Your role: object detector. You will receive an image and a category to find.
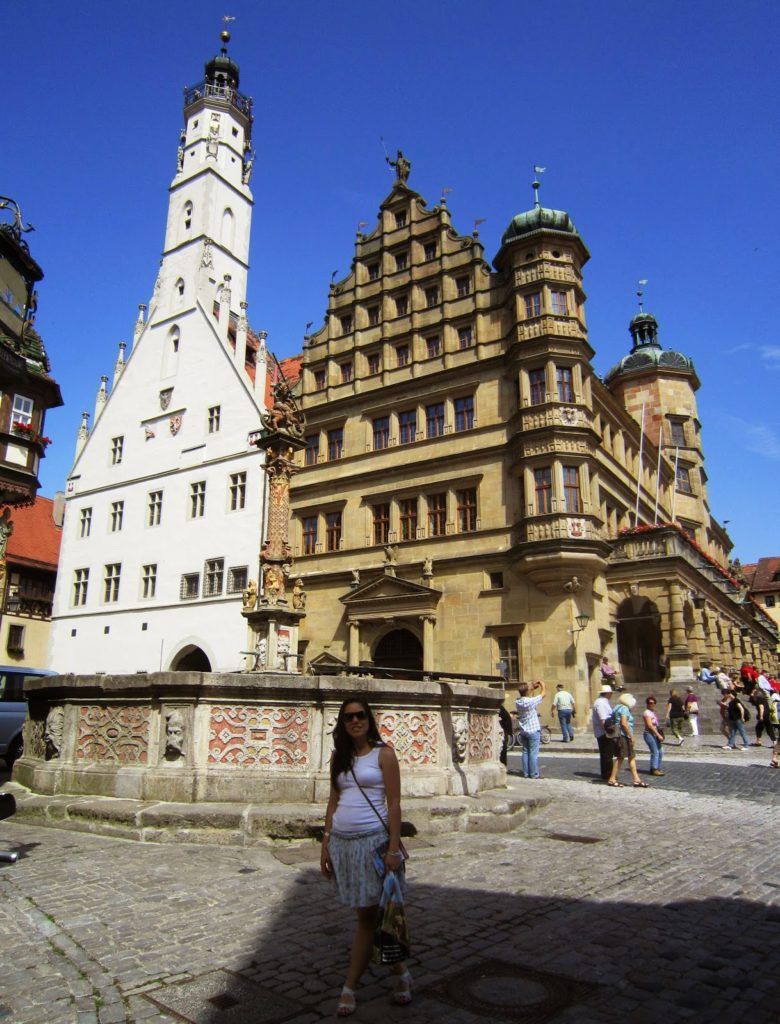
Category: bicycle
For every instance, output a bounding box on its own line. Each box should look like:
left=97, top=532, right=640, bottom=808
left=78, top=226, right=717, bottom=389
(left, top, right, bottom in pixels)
left=507, top=724, right=552, bottom=750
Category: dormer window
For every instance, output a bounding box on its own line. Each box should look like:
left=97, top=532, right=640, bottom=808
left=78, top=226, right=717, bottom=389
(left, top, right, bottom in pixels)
left=394, top=210, right=407, bottom=228
left=367, top=262, right=380, bottom=281
left=339, top=315, right=353, bottom=335
left=424, top=241, right=438, bottom=261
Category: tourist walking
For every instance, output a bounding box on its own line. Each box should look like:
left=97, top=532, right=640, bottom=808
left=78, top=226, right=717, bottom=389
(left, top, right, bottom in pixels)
left=320, top=697, right=411, bottom=1015
left=642, top=696, right=665, bottom=775
left=723, top=691, right=750, bottom=750
left=592, top=684, right=615, bottom=780
left=551, top=684, right=576, bottom=742
left=515, top=680, right=546, bottom=779
left=498, top=704, right=513, bottom=766
left=683, top=686, right=700, bottom=737
left=750, top=688, right=775, bottom=747
left=666, top=689, right=687, bottom=745
left=607, top=694, right=648, bottom=788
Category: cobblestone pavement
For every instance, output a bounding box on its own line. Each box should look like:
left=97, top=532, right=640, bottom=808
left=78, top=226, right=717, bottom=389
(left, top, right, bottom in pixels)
left=1, top=764, right=778, bottom=1024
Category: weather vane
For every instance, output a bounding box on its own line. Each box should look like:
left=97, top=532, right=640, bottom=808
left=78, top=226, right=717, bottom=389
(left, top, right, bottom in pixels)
left=637, top=279, right=649, bottom=312
left=221, top=14, right=235, bottom=44
left=532, top=166, right=546, bottom=208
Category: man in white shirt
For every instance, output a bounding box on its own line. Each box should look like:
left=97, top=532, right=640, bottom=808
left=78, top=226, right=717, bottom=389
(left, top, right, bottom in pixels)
left=551, top=684, right=576, bottom=742
left=592, top=685, right=615, bottom=780
left=757, top=670, right=771, bottom=693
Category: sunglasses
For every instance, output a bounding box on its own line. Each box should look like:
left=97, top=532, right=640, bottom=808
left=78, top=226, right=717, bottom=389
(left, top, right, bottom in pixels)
left=343, top=710, right=367, bottom=722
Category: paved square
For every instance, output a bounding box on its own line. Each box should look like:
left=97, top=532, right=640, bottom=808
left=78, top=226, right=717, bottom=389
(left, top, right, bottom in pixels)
left=145, top=970, right=301, bottom=1023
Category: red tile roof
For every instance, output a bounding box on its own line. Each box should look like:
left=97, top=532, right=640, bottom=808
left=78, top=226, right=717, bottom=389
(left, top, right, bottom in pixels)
left=264, top=353, right=303, bottom=408
left=6, top=496, right=62, bottom=570
left=747, top=557, right=780, bottom=592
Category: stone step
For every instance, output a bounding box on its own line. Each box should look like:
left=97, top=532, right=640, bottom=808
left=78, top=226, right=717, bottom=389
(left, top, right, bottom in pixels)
left=1, top=782, right=549, bottom=847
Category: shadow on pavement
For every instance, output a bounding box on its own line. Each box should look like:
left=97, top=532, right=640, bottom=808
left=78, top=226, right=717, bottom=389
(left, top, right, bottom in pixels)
left=154, top=865, right=780, bottom=1024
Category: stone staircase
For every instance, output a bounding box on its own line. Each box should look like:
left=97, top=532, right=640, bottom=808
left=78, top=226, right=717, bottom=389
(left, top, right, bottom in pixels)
left=613, top=678, right=723, bottom=735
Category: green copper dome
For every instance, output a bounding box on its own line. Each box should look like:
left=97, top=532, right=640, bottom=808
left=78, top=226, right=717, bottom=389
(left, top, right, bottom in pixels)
left=604, top=312, right=696, bottom=384
left=501, top=206, right=578, bottom=245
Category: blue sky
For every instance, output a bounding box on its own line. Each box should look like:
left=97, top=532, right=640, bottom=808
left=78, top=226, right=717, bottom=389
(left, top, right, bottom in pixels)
left=6, top=0, right=779, bottom=561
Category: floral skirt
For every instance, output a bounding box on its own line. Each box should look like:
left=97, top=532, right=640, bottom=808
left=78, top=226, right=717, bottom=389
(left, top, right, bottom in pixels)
left=329, top=827, right=407, bottom=908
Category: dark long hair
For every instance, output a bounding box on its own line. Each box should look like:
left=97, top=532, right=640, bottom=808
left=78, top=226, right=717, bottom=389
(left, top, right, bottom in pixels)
left=330, top=696, right=382, bottom=788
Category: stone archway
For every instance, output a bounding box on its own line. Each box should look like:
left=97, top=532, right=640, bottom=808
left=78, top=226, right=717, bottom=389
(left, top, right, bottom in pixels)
left=616, top=596, right=663, bottom=684
left=373, top=629, right=423, bottom=673
left=170, top=645, right=212, bottom=672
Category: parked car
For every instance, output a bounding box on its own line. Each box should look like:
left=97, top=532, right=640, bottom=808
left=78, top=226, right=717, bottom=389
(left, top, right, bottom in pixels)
left=0, top=667, right=57, bottom=768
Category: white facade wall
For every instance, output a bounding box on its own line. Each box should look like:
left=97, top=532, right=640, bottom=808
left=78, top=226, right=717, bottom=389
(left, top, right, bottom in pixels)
left=50, top=59, right=267, bottom=675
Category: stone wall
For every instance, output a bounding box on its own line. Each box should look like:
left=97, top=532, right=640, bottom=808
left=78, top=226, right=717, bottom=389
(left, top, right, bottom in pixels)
left=15, top=671, right=505, bottom=803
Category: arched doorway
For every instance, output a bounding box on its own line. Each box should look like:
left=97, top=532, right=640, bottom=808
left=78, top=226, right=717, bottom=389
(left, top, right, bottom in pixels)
left=616, top=596, right=663, bottom=684
left=373, top=629, right=423, bottom=673
left=171, top=645, right=211, bottom=672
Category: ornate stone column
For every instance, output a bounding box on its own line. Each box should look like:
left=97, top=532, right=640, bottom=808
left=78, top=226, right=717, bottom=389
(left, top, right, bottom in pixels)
left=666, top=582, right=693, bottom=683
left=420, top=615, right=436, bottom=672
left=348, top=620, right=361, bottom=666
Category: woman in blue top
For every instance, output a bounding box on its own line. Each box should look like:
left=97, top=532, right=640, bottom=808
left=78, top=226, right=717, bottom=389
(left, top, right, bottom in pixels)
left=606, top=693, right=649, bottom=788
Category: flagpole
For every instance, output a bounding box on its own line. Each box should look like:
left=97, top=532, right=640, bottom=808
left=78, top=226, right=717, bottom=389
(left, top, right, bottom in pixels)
left=654, top=425, right=663, bottom=524
left=671, top=446, right=680, bottom=522
left=634, top=404, right=646, bottom=528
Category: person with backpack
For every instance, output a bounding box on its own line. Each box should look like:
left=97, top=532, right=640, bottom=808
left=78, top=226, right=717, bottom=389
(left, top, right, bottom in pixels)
left=606, top=693, right=648, bottom=788
left=666, top=689, right=688, bottom=745
left=751, top=688, right=776, bottom=747
left=724, top=691, right=751, bottom=749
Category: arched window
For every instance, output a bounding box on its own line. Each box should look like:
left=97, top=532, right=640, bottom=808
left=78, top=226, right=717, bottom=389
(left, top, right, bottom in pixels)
left=162, top=326, right=180, bottom=378
left=221, top=207, right=235, bottom=248
left=175, top=278, right=185, bottom=300
left=183, top=201, right=193, bottom=234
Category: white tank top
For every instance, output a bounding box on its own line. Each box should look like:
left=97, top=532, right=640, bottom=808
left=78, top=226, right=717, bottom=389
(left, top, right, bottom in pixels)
left=332, top=745, right=388, bottom=835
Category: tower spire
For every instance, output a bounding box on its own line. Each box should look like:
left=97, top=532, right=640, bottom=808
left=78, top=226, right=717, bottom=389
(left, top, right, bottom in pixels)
left=532, top=165, right=546, bottom=209
left=636, top=278, right=648, bottom=313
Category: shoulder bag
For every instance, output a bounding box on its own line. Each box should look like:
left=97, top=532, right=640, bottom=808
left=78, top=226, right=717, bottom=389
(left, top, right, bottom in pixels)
left=350, top=756, right=409, bottom=865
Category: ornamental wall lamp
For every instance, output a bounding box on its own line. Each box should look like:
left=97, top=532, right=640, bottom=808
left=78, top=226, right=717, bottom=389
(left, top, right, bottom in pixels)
left=569, top=613, right=590, bottom=634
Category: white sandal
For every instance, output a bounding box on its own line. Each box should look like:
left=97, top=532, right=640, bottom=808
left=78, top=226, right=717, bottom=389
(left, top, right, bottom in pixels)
left=393, top=969, right=412, bottom=1006
left=336, top=985, right=356, bottom=1017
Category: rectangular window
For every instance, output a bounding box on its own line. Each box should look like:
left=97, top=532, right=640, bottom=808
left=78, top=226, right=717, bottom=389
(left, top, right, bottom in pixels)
left=427, top=493, right=447, bottom=537
left=395, top=295, right=408, bottom=317
left=111, top=436, right=124, bottom=465
left=180, top=573, right=199, bottom=600
left=229, top=471, right=246, bottom=510
left=563, top=465, right=582, bottom=513
left=204, top=558, right=224, bottom=597
left=396, top=345, right=410, bottom=367
left=524, top=293, right=541, bottom=318
left=458, top=326, right=473, bottom=350
left=373, top=416, right=390, bottom=450
left=766, top=595, right=776, bottom=608
left=557, top=366, right=574, bottom=403
left=425, top=285, right=439, bottom=307
left=12, top=394, right=34, bottom=427
left=110, top=501, right=124, bottom=533
left=325, top=511, right=342, bottom=551
left=368, top=305, right=380, bottom=326
left=208, top=405, right=221, bottom=433
left=498, top=636, right=520, bottom=683
left=314, top=369, right=326, bottom=391
left=424, top=241, right=437, bottom=261
left=457, top=488, right=477, bottom=532
left=454, top=395, right=475, bottom=432
left=227, top=566, right=248, bottom=594
left=327, top=427, right=343, bottom=461
left=676, top=464, right=693, bottom=495
left=73, top=568, right=89, bottom=607
left=367, top=262, right=380, bottom=281
left=304, top=434, right=320, bottom=466
left=529, top=368, right=546, bottom=405
left=302, top=515, right=318, bottom=555
left=367, top=352, right=381, bottom=375
left=79, top=507, right=92, bottom=538
left=426, top=335, right=441, bottom=359
left=399, top=498, right=418, bottom=541
left=339, top=315, right=353, bottom=335
left=148, top=491, right=162, bottom=526
left=551, top=290, right=568, bottom=315
left=488, top=571, right=504, bottom=590
left=6, top=624, right=25, bottom=655
left=340, top=362, right=353, bottom=384
left=668, top=419, right=686, bottom=446
left=394, top=210, right=407, bottom=228
left=372, top=503, right=390, bottom=545
left=426, top=403, right=445, bottom=438
left=395, top=251, right=408, bottom=272
left=103, top=563, right=121, bottom=603
left=189, top=480, right=206, bottom=518
left=141, top=564, right=157, bottom=599
left=456, top=276, right=471, bottom=298
left=398, top=409, right=417, bottom=445
left=534, top=467, right=553, bottom=514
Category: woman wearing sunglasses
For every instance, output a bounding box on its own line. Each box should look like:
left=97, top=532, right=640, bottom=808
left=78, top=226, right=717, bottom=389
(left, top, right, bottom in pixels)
left=320, top=697, right=410, bottom=1016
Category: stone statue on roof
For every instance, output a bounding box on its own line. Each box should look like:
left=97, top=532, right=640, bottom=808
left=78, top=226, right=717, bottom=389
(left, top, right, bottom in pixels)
left=386, top=149, right=411, bottom=184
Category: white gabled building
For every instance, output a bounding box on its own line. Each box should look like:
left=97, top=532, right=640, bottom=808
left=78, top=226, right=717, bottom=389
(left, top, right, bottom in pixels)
left=50, top=35, right=270, bottom=674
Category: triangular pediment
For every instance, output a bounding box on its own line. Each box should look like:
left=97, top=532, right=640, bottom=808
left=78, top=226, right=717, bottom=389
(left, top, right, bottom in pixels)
left=341, top=572, right=441, bottom=620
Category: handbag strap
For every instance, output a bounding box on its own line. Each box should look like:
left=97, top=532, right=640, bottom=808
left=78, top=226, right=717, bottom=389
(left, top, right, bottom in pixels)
left=349, top=748, right=389, bottom=835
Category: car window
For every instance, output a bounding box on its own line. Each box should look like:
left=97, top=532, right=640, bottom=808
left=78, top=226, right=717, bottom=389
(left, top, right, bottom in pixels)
left=0, top=673, right=25, bottom=701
